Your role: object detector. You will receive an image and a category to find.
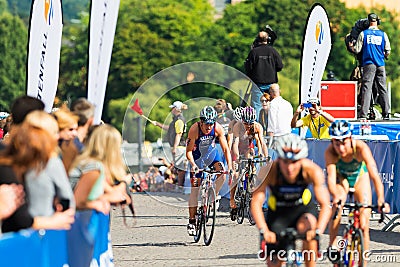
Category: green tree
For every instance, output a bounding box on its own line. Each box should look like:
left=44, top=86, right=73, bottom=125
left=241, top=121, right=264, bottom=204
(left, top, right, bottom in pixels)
left=0, top=12, right=27, bottom=110
left=57, top=12, right=90, bottom=103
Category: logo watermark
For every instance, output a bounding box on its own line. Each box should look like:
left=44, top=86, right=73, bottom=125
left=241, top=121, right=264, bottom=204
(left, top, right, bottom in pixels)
left=257, top=238, right=399, bottom=263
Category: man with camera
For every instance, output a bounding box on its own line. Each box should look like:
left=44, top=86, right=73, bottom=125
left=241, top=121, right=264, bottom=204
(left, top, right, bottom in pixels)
left=353, top=13, right=391, bottom=120
left=245, top=26, right=283, bottom=119
left=291, top=97, right=335, bottom=139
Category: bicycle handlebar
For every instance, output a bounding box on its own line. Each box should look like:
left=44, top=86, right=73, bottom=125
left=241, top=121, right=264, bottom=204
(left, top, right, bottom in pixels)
left=197, top=168, right=229, bottom=175
left=332, top=200, right=385, bottom=223
left=239, top=156, right=270, bottom=164
left=260, top=228, right=320, bottom=261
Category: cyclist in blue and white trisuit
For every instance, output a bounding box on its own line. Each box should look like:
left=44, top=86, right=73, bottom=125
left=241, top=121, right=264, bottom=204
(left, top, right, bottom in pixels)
left=325, top=120, right=390, bottom=254
left=186, top=106, right=233, bottom=236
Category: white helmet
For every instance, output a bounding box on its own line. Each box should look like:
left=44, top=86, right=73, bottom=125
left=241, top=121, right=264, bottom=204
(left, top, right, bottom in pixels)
left=242, top=106, right=256, bottom=123
left=307, top=97, right=320, bottom=106
left=275, top=134, right=308, bottom=160
left=233, top=106, right=243, bottom=121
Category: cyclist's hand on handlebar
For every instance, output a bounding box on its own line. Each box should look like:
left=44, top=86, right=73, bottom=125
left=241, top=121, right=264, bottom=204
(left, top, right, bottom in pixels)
left=263, top=230, right=277, bottom=244
left=332, top=196, right=342, bottom=208
left=191, top=165, right=199, bottom=174
left=379, top=202, right=390, bottom=214
left=233, top=161, right=239, bottom=172
left=306, top=229, right=319, bottom=241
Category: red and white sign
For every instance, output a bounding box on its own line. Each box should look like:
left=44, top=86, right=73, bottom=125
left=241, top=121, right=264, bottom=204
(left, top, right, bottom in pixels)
left=320, top=81, right=357, bottom=119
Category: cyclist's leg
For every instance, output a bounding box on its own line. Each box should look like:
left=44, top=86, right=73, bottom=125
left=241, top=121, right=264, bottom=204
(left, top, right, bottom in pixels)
left=230, top=159, right=240, bottom=209
left=354, top=172, right=372, bottom=252
left=188, top=175, right=200, bottom=218
left=188, top=159, right=202, bottom=235
left=296, top=204, right=318, bottom=267
left=265, top=209, right=288, bottom=267
left=329, top=178, right=349, bottom=247
left=229, top=182, right=238, bottom=209
left=211, top=161, right=226, bottom=195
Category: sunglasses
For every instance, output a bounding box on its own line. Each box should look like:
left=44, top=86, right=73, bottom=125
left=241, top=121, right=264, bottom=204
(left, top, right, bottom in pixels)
left=201, top=120, right=214, bottom=125
left=261, top=99, right=268, bottom=103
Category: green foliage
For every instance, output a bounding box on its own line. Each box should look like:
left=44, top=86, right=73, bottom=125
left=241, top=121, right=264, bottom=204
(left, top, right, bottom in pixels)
left=57, top=12, right=90, bottom=102
left=0, top=12, right=27, bottom=111
left=0, top=0, right=8, bottom=14
left=2, top=0, right=400, bottom=137
left=7, top=0, right=89, bottom=23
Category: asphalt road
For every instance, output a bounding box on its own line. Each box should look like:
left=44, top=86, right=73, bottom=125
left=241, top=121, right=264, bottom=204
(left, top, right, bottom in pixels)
left=110, top=191, right=400, bottom=266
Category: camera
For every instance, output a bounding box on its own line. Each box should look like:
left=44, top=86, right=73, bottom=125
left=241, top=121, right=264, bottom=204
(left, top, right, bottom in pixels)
left=303, top=103, right=312, bottom=108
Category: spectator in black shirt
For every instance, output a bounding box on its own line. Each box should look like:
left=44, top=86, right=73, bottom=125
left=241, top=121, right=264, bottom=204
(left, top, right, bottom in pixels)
left=245, top=30, right=283, bottom=120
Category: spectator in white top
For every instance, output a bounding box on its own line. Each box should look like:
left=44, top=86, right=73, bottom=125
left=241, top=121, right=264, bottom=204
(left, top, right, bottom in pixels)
left=267, top=83, right=293, bottom=143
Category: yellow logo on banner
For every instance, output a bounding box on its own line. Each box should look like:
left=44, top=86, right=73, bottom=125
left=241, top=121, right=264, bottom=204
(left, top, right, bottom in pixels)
left=44, top=0, right=53, bottom=25
left=315, top=21, right=324, bottom=44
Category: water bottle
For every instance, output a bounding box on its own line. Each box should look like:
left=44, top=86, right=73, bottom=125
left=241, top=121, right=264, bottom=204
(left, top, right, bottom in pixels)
left=365, top=119, right=371, bottom=135
left=243, top=173, right=248, bottom=191
left=360, top=118, right=366, bottom=136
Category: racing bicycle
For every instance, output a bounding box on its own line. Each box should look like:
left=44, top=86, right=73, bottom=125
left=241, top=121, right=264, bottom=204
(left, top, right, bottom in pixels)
left=193, top=167, right=228, bottom=246
left=234, top=155, right=270, bottom=225
left=259, top=227, right=320, bottom=267
left=331, top=188, right=385, bottom=267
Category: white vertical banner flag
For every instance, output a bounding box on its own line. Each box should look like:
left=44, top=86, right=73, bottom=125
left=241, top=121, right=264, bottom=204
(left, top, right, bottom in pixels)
left=27, top=0, right=63, bottom=112
left=87, top=0, right=120, bottom=125
left=299, top=3, right=331, bottom=105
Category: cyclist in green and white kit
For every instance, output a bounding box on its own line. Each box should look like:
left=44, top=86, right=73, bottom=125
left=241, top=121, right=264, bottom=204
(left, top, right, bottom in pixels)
left=325, top=120, right=390, bottom=253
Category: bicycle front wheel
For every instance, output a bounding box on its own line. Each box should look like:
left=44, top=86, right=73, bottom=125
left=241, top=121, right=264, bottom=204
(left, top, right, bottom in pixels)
left=247, top=196, right=256, bottom=225
left=203, top=187, right=216, bottom=246
left=193, top=208, right=203, bottom=243
left=237, top=188, right=246, bottom=224
left=348, top=228, right=364, bottom=267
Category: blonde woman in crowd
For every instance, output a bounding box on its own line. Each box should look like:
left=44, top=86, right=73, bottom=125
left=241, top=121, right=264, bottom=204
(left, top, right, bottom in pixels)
left=53, top=108, right=79, bottom=172
left=0, top=123, right=74, bottom=233
left=23, top=111, right=75, bottom=217
left=69, top=124, right=131, bottom=214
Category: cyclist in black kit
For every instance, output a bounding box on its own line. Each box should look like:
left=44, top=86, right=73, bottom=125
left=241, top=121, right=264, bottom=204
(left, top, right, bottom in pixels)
left=251, top=134, right=331, bottom=267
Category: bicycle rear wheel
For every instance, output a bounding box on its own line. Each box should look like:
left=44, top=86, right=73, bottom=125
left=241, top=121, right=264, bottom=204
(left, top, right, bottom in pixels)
left=247, top=197, right=256, bottom=225
left=193, top=208, right=203, bottom=243
left=348, top=228, right=364, bottom=267
left=203, top=187, right=216, bottom=246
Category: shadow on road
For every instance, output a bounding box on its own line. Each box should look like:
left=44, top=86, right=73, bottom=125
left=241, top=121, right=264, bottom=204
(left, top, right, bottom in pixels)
left=219, top=253, right=257, bottom=260
left=369, top=228, right=400, bottom=247
left=113, top=241, right=191, bottom=247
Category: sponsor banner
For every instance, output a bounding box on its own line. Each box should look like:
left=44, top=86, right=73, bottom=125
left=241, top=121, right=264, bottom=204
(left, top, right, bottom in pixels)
left=300, top=3, right=331, bottom=104
left=87, top=0, right=120, bottom=125
left=27, top=0, right=63, bottom=112
left=0, top=211, right=112, bottom=267
left=0, top=229, right=68, bottom=267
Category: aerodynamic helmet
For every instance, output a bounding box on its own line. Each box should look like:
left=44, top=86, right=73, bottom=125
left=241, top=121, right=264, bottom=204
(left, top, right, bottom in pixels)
left=307, top=97, right=320, bottom=106
left=329, top=120, right=353, bottom=139
left=242, top=106, right=256, bottom=124
left=200, top=106, right=217, bottom=124
left=275, top=134, right=308, bottom=161
left=233, top=106, right=243, bottom=121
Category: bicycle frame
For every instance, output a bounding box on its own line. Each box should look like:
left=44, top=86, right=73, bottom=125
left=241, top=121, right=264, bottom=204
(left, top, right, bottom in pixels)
left=332, top=188, right=384, bottom=266
left=260, top=227, right=319, bottom=267
left=235, top=155, right=270, bottom=225
left=194, top=168, right=228, bottom=246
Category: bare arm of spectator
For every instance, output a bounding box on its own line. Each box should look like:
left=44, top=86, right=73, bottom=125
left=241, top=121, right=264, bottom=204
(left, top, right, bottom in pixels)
left=0, top=184, right=24, bottom=220
left=291, top=104, right=305, bottom=128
